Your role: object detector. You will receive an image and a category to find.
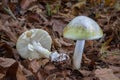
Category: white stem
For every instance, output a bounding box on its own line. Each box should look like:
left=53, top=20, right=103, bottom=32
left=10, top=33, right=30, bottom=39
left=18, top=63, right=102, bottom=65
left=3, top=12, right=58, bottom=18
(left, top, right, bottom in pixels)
left=32, top=41, right=69, bottom=61
left=35, top=46, right=51, bottom=58
left=73, top=40, right=85, bottom=69
left=32, top=41, right=51, bottom=58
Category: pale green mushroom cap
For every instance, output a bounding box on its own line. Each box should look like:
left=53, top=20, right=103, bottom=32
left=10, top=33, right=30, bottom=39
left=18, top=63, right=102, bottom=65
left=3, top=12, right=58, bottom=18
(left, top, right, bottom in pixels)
left=63, top=16, right=103, bottom=40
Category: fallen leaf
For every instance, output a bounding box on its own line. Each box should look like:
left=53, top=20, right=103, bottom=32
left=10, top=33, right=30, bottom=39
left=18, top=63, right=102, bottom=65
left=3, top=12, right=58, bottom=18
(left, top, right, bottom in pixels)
left=0, top=13, right=11, bottom=20
left=79, top=70, right=91, bottom=77
left=114, top=0, right=120, bottom=10
left=109, top=66, right=120, bottom=78
left=28, top=5, right=43, bottom=12
left=83, top=77, right=95, bottom=80
left=82, top=54, right=92, bottom=65
left=22, top=68, right=33, bottom=78
left=104, top=0, right=116, bottom=7
left=0, top=57, right=16, bottom=68
left=46, top=69, right=72, bottom=80
left=28, top=59, right=43, bottom=80
left=0, top=73, right=4, bottom=79
left=0, top=57, right=16, bottom=79
left=102, top=49, right=120, bottom=65
left=51, top=19, right=66, bottom=36
left=95, top=68, right=119, bottom=80
left=46, top=73, right=56, bottom=80
left=71, top=70, right=83, bottom=79
left=100, top=37, right=113, bottom=54
left=53, top=38, right=73, bottom=49
left=59, top=38, right=73, bottom=47
left=29, top=59, right=40, bottom=73
left=20, top=0, right=37, bottom=10
left=40, top=59, right=50, bottom=67
left=27, top=5, right=48, bottom=22
left=71, top=1, right=86, bottom=16
left=25, top=12, right=41, bottom=23
left=86, top=40, right=94, bottom=47
left=53, top=38, right=62, bottom=48
left=44, top=62, right=56, bottom=74
left=0, top=25, right=17, bottom=43
left=5, top=62, right=27, bottom=80
left=0, top=42, right=19, bottom=59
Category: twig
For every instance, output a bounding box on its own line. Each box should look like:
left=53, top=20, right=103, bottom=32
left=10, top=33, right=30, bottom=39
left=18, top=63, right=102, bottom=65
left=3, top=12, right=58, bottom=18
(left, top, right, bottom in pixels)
left=3, top=6, right=17, bottom=20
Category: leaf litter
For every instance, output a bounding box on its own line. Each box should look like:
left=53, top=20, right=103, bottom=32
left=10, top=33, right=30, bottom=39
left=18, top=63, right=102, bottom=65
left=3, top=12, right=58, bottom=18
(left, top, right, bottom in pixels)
left=0, top=0, right=120, bottom=80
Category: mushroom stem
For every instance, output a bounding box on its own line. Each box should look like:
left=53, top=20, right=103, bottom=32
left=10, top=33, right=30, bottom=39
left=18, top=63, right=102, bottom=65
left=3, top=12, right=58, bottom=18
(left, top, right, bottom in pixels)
left=32, top=41, right=69, bottom=61
left=73, top=40, right=85, bottom=69
left=32, top=41, right=51, bottom=58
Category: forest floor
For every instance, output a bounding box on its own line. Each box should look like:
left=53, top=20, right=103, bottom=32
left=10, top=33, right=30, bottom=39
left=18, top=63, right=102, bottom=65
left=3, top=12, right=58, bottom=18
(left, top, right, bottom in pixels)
left=0, top=0, right=120, bottom=80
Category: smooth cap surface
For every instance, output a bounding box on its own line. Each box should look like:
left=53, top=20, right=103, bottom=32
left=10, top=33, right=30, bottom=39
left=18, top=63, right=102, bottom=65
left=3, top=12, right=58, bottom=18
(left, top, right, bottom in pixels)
left=63, top=16, right=103, bottom=40
left=16, top=29, right=52, bottom=59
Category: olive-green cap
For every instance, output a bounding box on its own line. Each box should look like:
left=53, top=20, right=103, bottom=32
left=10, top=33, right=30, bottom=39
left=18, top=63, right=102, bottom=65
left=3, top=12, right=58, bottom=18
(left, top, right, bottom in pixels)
left=63, top=16, right=103, bottom=40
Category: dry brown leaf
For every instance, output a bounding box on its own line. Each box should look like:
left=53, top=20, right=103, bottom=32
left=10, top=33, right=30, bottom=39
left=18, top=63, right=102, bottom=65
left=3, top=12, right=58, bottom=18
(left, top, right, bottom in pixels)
left=26, top=12, right=41, bottom=23
left=51, top=19, right=66, bottom=36
left=0, top=73, right=5, bottom=79
left=79, top=70, right=91, bottom=77
left=53, top=38, right=73, bottom=50
left=88, top=0, right=116, bottom=7
left=5, top=62, right=27, bottom=80
left=44, top=63, right=56, bottom=77
left=109, top=66, right=120, bottom=78
left=104, top=0, right=116, bottom=7
left=0, top=13, right=11, bottom=21
left=0, top=42, right=19, bottom=58
left=20, top=0, right=37, bottom=10
left=59, top=38, right=73, bottom=47
left=46, top=69, right=72, bottom=80
left=86, top=40, right=94, bottom=47
left=100, top=37, right=113, bottom=54
left=114, top=0, right=120, bottom=10
left=28, top=59, right=43, bottom=80
left=27, top=5, right=49, bottom=22
left=58, top=12, right=74, bottom=19
left=22, top=68, right=33, bottom=77
left=0, top=58, right=26, bottom=80
left=0, top=57, right=16, bottom=68
left=53, top=38, right=62, bottom=48
left=38, top=0, right=58, bottom=4
left=71, top=1, right=86, bottom=16
left=40, top=59, right=49, bottom=67
left=1, top=0, right=8, bottom=7
left=0, top=24, right=17, bottom=43
left=46, top=73, right=56, bottom=80
left=16, top=64, right=27, bottom=80
left=0, top=0, right=120, bottom=80
left=102, top=49, right=120, bottom=65
left=88, top=0, right=100, bottom=5
left=28, top=5, right=42, bottom=12
left=95, top=68, right=119, bottom=80
left=29, top=59, right=40, bottom=73
left=0, top=57, right=16, bottom=79
left=83, top=76, right=98, bottom=80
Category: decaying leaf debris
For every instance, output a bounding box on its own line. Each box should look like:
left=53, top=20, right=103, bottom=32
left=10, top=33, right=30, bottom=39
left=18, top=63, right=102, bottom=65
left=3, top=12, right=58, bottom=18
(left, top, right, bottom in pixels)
left=0, top=0, right=120, bottom=80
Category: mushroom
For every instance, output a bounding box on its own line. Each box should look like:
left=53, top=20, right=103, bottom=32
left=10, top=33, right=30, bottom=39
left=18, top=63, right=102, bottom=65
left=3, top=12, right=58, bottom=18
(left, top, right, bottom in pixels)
left=16, top=29, right=69, bottom=61
left=63, top=16, right=103, bottom=69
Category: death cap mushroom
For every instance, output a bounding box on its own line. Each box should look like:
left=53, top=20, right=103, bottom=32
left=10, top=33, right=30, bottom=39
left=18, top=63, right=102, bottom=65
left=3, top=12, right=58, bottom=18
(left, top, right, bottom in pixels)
left=63, top=16, right=103, bottom=40
left=16, top=29, right=52, bottom=59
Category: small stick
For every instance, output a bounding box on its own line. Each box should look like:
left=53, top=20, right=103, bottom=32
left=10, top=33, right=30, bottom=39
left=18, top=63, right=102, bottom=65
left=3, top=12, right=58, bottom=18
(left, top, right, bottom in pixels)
left=3, top=6, right=17, bottom=20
